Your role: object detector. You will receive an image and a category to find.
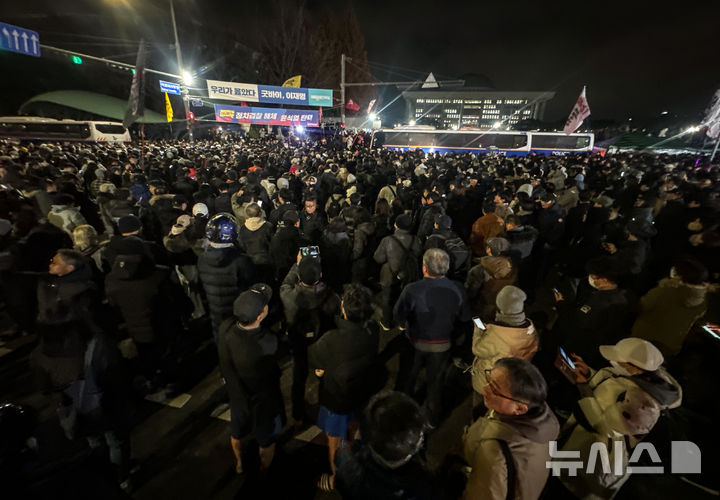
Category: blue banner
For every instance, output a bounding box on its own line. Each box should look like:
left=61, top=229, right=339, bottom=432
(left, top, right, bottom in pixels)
left=207, top=79, right=333, bottom=107
left=214, top=104, right=319, bottom=126
left=159, top=80, right=182, bottom=95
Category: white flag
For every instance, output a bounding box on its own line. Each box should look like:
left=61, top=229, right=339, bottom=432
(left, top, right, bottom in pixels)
left=702, top=89, right=720, bottom=139
left=367, top=99, right=376, bottom=114
left=422, top=72, right=439, bottom=89
left=563, top=86, right=591, bottom=135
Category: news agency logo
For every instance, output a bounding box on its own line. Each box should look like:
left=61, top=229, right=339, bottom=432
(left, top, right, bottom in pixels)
left=546, top=441, right=701, bottom=476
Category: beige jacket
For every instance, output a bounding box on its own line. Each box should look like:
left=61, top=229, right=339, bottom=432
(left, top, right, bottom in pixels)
left=471, top=321, right=539, bottom=394
left=463, top=405, right=559, bottom=500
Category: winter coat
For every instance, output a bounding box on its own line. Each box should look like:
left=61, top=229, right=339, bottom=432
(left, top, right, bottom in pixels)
left=376, top=184, right=398, bottom=207
left=470, top=213, right=505, bottom=255
left=299, top=210, right=327, bottom=244
left=417, top=204, right=445, bottom=242
left=308, top=317, right=381, bottom=413
left=632, top=278, right=709, bottom=356
left=373, top=229, right=422, bottom=287
left=279, top=264, right=340, bottom=338
left=197, top=246, right=255, bottom=327
left=505, top=225, right=539, bottom=261
left=471, top=321, right=539, bottom=394
left=217, top=321, right=284, bottom=428
left=559, top=366, right=682, bottom=500
left=105, top=257, right=172, bottom=344
left=463, top=403, right=560, bottom=500
left=268, top=202, right=296, bottom=228
left=393, top=276, right=470, bottom=352
left=552, top=287, right=637, bottom=368
left=556, top=187, right=580, bottom=211
left=270, top=225, right=305, bottom=280
left=537, top=204, right=566, bottom=248
left=33, top=263, right=97, bottom=388
left=47, top=204, right=87, bottom=237
left=466, top=256, right=517, bottom=318
left=239, top=217, right=273, bottom=265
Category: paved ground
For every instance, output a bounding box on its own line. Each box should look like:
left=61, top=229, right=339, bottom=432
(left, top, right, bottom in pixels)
left=3, top=318, right=719, bottom=499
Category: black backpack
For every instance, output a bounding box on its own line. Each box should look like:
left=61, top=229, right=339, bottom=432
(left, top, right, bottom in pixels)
left=326, top=197, right=344, bottom=219
left=429, top=233, right=470, bottom=275
left=391, top=235, right=421, bottom=287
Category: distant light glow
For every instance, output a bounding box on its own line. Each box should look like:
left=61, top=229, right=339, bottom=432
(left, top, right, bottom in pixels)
left=71, top=55, right=83, bottom=64
left=661, top=111, right=668, bottom=115
left=409, top=120, right=416, bottom=126
left=686, top=126, right=700, bottom=133
left=493, top=121, right=502, bottom=129
left=295, top=125, right=304, bottom=134
left=182, top=71, right=193, bottom=85
left=369, top=113, right=377, bottom=120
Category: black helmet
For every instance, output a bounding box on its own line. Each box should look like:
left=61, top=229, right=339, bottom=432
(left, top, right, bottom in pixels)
left=205, top=213, right=238, bottom=244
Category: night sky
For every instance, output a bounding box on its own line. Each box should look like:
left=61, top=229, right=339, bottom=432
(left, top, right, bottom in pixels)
left=2, top=0, right=719, bottom=124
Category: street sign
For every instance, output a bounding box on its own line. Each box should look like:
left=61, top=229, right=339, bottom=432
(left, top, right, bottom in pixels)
left=159, top=80, right=182, bottom=95
left=0, top=21, right=40, bottom=57
left=191, top=99, right=203, bottom=107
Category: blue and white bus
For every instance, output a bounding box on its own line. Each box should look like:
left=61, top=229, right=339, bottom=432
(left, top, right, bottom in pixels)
left=371, top=128, right=594, bottom=156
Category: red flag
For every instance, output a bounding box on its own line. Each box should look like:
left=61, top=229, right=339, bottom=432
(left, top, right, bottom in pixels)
left=345, top=99, right=360, bottom=111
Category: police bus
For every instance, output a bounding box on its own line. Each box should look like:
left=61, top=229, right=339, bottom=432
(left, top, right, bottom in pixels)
left=0, top=117, right=131, bottom=143
left=371, top=127, right=594, bottom=156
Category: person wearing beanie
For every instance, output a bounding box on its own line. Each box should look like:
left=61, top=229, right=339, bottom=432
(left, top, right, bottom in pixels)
left=373, top=212, right=422, bottom=328
left=557, top=337, right=681, bottom=499
left=465, top=237, right=516, bottom=318
left=469, top=285, right=539, bottom=417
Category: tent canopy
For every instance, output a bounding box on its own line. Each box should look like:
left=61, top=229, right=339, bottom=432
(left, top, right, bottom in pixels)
left=19, top=90, right=174, bottom=124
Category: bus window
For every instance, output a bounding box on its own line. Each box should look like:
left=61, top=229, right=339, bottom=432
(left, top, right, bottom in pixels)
left=94, top=124, right=128, bottom=135
left=532, top=135, right=590, bottom=150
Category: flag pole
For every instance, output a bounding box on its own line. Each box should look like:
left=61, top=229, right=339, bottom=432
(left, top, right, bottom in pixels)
left=711, top=136, right=720, bottom=163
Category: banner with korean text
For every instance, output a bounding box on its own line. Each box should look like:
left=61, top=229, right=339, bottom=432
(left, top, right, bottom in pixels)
left=214, top=104, right=319, bottom=126
left=207, top=80, right=333, bottom=107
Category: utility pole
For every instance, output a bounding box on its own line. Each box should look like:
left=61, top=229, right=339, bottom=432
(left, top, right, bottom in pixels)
left=170, top=0, right=192, bottom=141
left=340, top=53, right=346, bottom=126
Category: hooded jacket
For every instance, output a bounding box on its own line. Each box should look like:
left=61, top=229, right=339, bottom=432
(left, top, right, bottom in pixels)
left=632, top=277, right=709, bottom=356
left=505, top=225, right=539, bottom=261
left=239, top=217, right=273, bottom=265
left=471, top=321, right=539, bottom=394
left=47, top=204, right=87, bottom=237
left=463, top=403, right=560, bottom=500
left=466, top=256, right=517, bottom=318
left=559, top=366, right=682, bottom=499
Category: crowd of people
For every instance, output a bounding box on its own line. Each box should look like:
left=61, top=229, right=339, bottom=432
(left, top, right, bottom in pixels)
left=0, top=131, right=718, bottom=499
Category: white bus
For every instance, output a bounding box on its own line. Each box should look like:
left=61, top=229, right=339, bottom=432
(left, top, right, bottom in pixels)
left=0, top=117, right=131, bottom=143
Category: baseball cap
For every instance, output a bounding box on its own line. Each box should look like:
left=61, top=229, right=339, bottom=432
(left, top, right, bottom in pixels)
left=233, top=283, right=273, bottom=325
left=599, top=338, right=664, bottom=371
left=434, top=214, right=452, bottom=229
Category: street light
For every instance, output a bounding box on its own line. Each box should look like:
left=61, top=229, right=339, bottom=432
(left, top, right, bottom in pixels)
left=409, top=120, right=416, bottom=126
left=182, top=70, right=193, bottom=85
left=369, top=112, right=377, bottom=120
left=493, top=121, right=502, bottom=129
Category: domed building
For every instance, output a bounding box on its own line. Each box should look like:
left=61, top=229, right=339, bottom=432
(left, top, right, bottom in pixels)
left=400, top=72, right=554, bottom=129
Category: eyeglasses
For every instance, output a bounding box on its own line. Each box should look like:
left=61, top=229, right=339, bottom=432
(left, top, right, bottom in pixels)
left=483, top=369, right=528, bottom=405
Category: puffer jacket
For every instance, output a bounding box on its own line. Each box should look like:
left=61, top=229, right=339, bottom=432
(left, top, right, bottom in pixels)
left=559, top=366, right=682, bottom=499
left=632, top=277, right=709, bottom=356
left=47, top=204, right=87, bottom=236
left=463, top=403, right=559, bottom=500
left=466, top=256, right=517, bottom=317
left=471, top=321, right=538, bottom=394
left=197, top=246, right=254, bottom=328
left=279, top=264, right=339, bottom=336
left=373, top=229, right=422, bottom=287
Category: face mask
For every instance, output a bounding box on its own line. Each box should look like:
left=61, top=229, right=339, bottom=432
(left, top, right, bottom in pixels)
left=610, top=360, right=633, bottom=376
left=588, top=275, right=599, bottom=289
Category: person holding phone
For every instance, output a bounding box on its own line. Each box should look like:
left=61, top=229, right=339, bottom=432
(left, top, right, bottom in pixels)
left=556, top=338, right=682, bottom=499
left=470, top=286, right=539, bottom=419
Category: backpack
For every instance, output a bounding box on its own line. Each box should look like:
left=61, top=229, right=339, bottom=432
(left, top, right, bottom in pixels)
left=429, top=233, right=470, bottom=275
left=327, top=196, right=344, bottom=219
left=391, top=235, right=421, bottom=287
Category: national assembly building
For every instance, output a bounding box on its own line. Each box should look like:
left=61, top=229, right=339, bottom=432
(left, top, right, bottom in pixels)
left=400, top=73, right=555, bottom=129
